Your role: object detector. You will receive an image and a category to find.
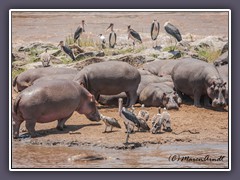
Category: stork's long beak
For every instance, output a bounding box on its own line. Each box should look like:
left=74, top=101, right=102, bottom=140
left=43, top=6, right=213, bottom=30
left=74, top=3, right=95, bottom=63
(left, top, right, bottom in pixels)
left=106, top=24, right=111, bottom=31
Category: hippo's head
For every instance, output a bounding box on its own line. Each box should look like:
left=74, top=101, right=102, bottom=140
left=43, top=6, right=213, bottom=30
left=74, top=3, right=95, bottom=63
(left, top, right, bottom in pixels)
left=162, top=92, right=181, bottom=110
left=207, top=81, right=227, bottom=107
left=83, top=94, right=101, bottom=122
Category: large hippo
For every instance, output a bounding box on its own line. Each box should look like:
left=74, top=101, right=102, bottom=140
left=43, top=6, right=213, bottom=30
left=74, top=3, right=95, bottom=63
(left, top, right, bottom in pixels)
left=216, top=64, right=228, bottom=104
left=13, top=67, right=78, bottom=92
left=98, top=73, right=173, bottom=106
left=33, top=74, right=75, bottom=85
left=12, top=79, right=101, bottom=138
left=172, top=59, right=226, bottom=107
left=139, top=83, right=182, bottom=109
left=142, top=59, right=182, bottom=76
left=73, top=61, right=141, bottom=107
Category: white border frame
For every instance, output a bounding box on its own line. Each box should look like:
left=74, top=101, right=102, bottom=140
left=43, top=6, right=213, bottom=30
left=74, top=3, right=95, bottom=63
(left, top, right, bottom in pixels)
left=9, top=9, right=231, bottom=171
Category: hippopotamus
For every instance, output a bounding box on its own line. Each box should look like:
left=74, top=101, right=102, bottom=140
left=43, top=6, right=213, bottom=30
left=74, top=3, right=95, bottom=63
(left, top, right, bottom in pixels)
left=12, top=79, right=101, bottom=138
left=33, top=74, right=75, bottom=85
left=142, top=59, right=182, bottom=76
left=172, top=58, right=226, bottom=107
left=73, top=61, right=141, bottom=107
left=98, top=73, right=173, bottom=106
left=138, top=68, right=152, bottom=75
left=216, top=64, right=228, bottom=104
left=139, top=83, right=182, bottom=109
left=13, top=67, right=78, bottom=92
left=213, top=51, right=228, bottom=67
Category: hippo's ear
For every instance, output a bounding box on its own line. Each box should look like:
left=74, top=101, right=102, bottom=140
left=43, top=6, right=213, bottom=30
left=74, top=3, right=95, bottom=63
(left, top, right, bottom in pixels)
left=87, top=94, right=94, bottom=102
left=80, top=82, right=85, bottom=87
left=223, top=82, right=227, bottom=87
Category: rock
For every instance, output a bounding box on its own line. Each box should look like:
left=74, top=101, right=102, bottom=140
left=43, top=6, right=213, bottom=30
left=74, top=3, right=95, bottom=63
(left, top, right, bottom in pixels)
left=73, top=57, right=105, bottom=70
left=48, top=49, right=62, bottom=57
left=221, top=42, right=229, bottom=55
left=75, top=51, right=105, bottom=61
left=156, top=51, right=181, bottom=60
left=12, top=60, right=27, bottom=68
left=22, top=62, right=43, bottom=70
left=191, top=36, right=227, bottom=52
left=68, top=154, right=106, bottom=162
left=12, top=52, right=27, bottom=62
left=95, top=51, right=105, bottom=57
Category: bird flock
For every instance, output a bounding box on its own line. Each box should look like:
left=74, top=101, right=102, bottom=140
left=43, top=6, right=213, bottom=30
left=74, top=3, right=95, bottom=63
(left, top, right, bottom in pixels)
left=55, top=19, right=182, bottom=63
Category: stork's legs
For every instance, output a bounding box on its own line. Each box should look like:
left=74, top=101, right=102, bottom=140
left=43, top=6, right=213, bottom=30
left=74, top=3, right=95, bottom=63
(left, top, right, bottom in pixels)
left=172, top=39, right=177, bottom=51
left=103, top=125, right=107, bottom=133
left=125, top=123, right=130, bottom=144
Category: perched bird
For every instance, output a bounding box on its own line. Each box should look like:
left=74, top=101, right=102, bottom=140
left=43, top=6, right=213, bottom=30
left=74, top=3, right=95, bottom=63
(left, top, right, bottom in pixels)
left=151, top=107, right=161, bottom=126
left=150, top=20, right=160, bottom=48
left=136, top=116, right=150, bottom=132
left=118, top=98, right=140, bottom=144
left=137, top=104, right=150, bottom=122
left=106, top=23, right=117, bottom=48
left=98, top=34, right=106, bottom=49
left=100, top=114, right=121, bottom=133
left=58, top=41, right=75, bottom=61
left=40, top=48, right=51, bottom=67
left=164, top=21, right=182, bottom=51
left=74, top=20, right=86, bottom=43
left=151, top=107, right=172, bottom=134
left=130, top=105, right=135, bottom=114
left=127, top=25, right=142, bottom=48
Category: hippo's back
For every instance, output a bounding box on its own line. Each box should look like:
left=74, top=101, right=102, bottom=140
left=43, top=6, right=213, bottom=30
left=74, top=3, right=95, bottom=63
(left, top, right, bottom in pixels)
left=14, top=79, right=86, bottom=123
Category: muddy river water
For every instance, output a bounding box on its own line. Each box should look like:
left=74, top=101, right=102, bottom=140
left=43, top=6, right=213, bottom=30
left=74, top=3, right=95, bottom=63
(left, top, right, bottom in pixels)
left=12, top=142, right=228, bottom=169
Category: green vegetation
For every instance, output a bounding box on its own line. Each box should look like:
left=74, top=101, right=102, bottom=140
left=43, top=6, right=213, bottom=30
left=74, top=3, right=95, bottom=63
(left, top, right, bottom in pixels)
left=65, top=34, right=95, bottom=47
left=197, top=48, right=221, bottom=63
left=162, top=46, right=179, bottom=52
left=12, top=68, right=26, bottom=79
left=60, top=56, right=72, bottom=64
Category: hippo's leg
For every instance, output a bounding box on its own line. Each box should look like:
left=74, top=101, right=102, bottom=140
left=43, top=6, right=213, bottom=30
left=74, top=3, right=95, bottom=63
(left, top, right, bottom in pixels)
left=204, top=96, right=211, bottom=107
left=12, top=114, right=24, bottom=139
left=57, top=113, right=73, bottom=131
left=193, top=90, right=202, bottom=107
left=126, top=91, right=138, bottom=108
left=25, top=120, right=38, bottom=137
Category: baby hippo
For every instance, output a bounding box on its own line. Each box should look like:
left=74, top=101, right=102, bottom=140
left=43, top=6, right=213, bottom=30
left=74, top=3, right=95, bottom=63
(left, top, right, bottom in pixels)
left=151, top=108, right=172, bottom=134
left=139, top=83, right=182, bottom=110
left=12, top=79, right=101, bottom=138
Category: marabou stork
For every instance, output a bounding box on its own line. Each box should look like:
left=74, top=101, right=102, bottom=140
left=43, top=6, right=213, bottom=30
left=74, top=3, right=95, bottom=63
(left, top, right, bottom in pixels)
left=58, top=41, right=75, bottom=61
left=118, top=98, right=140, bottom=144
left=100, top=114, right=121, bottom=133
left=164, top=21, right=182, bottom=51
left=74, top=20, right=86, bottom=44
left=127, top=25, right=142, bottom=48
left=150, top=20, right=160, bottom=48
left=106, top=23, right=117, bottom=48
left=98, top=34, right=106, bottom=49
